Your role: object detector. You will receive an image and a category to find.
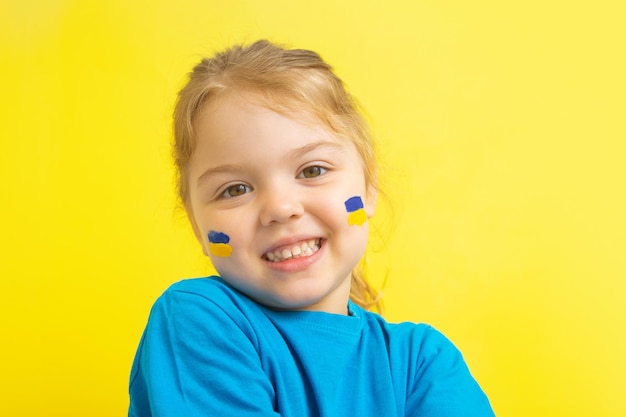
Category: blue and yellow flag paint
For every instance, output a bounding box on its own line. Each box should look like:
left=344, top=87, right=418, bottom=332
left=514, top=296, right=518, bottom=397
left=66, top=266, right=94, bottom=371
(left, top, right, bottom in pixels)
left=345, top=196, right=367, bottom=226
left=208, top=231, right=233, bottom=257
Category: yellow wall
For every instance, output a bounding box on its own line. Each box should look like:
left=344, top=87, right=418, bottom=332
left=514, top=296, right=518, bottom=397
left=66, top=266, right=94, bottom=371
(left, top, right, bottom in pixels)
left=2, top=1, right=625, bottom=415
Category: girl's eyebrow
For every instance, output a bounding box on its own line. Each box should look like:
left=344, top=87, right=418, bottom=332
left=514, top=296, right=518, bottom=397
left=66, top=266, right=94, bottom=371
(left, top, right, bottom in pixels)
left=196, top=141, right=345, bottom=187
left=196, top=164, right=241, bottom=187
left=289, top=140, right=346, bottom=160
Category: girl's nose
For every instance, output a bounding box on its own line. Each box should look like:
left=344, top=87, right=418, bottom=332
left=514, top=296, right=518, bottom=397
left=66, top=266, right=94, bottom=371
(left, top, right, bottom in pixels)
left=259, top=190, right=304, bottom=226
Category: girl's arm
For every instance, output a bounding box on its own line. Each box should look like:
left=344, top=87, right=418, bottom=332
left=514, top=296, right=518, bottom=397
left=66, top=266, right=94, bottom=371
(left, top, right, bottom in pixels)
left=405, top=326, right=495, bottom=417
left=128, top=286, right=280, bottom=417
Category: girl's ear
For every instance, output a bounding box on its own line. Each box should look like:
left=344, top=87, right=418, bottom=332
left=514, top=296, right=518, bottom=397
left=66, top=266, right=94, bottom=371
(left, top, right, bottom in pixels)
left=365, top=184, right=378, bottom=218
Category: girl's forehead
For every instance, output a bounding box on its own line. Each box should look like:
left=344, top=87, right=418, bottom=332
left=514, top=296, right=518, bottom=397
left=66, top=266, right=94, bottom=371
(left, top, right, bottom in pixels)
left=193, top=91, right=365, bottom=170
left=197, top=93, right=337, bottom=142
left=200, top=90, right=325, bottom=128
left=192, top=98, right=362, bottom=164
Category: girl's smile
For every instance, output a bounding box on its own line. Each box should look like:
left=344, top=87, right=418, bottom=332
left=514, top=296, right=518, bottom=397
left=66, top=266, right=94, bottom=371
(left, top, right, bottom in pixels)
left=186, top=92, right=376, bottom=314
left=262, top=237, right=322, bottom=263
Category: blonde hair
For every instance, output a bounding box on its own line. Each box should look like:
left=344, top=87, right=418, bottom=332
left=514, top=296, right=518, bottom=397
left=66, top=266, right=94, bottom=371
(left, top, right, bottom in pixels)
left=173, top=40, right=382, bottom=312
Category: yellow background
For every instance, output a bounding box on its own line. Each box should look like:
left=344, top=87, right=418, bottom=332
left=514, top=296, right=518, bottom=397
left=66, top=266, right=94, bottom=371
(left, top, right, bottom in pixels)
left=2, top=1, right=625, bottom=415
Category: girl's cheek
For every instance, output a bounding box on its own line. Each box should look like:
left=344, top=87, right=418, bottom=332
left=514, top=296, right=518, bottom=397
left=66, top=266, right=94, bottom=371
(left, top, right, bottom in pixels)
left=344, top=196, right=367, bottom=226
left=208, top=230, right=233, bottom=257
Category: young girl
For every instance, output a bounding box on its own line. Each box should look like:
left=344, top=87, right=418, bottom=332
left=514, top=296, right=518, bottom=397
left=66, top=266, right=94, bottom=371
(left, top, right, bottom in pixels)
left=129, top=40, right=494, bottom=416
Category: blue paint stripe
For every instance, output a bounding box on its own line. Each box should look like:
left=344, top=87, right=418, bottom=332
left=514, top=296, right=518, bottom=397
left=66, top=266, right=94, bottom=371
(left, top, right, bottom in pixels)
left=208, top=230, right=230, bottom=244
left=344, top=196, right=364, bottom=212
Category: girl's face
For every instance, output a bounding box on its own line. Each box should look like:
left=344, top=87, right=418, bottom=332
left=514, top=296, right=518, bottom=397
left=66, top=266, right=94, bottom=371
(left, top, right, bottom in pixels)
left=187, top=93, right=376, bottom=314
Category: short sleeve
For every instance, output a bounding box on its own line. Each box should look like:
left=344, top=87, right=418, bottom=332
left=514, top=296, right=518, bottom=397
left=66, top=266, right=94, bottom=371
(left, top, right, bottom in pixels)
left=128, top=284, right=280, bottom=417
left=405, top=326, right=495, bottom=417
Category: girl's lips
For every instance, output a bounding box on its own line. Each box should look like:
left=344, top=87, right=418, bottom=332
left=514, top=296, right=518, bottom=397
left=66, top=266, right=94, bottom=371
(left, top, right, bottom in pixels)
left=262, top=239, right=325, bottom=272
left=262, top=238, right=322, bottom=262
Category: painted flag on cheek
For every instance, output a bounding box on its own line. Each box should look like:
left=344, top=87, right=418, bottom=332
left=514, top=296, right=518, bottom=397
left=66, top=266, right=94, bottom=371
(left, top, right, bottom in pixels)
left=208, top=231, right=233, bottom=257
left=344, top=196, right=367, bottom=226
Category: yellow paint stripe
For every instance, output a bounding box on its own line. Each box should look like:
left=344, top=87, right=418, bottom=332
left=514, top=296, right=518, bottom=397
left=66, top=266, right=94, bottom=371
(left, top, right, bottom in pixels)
left=347, top=209, right=367, bottom=226
left=209, top=243, right=233, bottom=257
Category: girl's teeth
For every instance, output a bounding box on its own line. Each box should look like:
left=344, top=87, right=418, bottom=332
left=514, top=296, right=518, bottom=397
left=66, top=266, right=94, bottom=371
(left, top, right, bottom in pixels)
left=266, top=239, right=320, bottom=262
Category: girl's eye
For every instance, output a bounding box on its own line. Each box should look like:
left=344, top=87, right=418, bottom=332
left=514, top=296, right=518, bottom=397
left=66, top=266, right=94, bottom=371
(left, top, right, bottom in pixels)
left=220, top=184, right=252, bottom=198
left=299, top=165, right=327, bottom=179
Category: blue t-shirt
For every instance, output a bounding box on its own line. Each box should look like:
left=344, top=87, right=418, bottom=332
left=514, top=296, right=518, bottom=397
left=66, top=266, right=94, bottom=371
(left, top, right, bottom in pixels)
left=129, top=277, right=494, bottom=416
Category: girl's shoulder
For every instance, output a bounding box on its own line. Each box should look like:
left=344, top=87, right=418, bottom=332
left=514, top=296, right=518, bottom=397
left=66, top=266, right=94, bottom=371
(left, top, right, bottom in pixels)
left=355, top=303, right=444, bottom=339
left=160, top=275, right=253, bottom=310
left=150, top=276, right=265, bottom=333
left=164, top=275, right=236, bottom=297
left=356, top=305, right=463, bottom=362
